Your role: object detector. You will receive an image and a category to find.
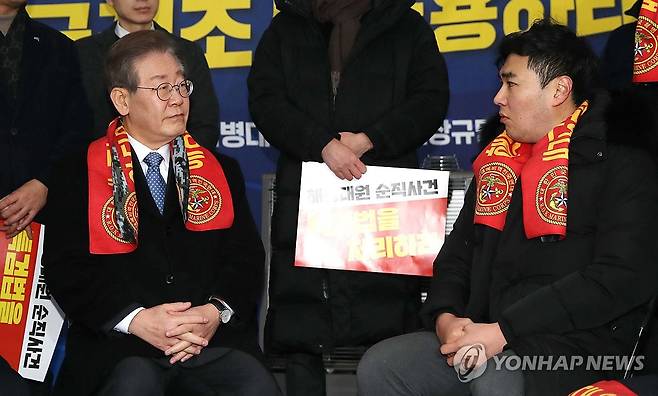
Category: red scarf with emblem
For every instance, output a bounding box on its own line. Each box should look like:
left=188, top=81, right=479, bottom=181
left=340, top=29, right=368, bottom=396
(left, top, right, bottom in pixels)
left=472, top=102, right=588, bottom=239
left=87, top=118, right=234, bottom=254
left=633, top=0, right=658, bottom=83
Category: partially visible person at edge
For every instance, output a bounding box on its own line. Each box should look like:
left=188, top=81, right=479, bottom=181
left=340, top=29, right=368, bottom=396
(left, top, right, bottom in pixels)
left=0, top=0, right=90, bottom=393
left=601, top=0, right=641, bottom=90
left=248, top=0, right=449, bottom=394
left=357, top=19, right=658, bottom=396
left=43, top=30, right=280, bottom=396
left=76, top=0, right=219, bottom=149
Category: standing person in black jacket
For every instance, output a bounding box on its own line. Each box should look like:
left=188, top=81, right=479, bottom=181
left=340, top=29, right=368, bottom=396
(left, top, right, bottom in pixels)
left=76, top=0, right=219, bottom=149
left=0, top=0, right=89, bottom=238
left=248, top=0, right=449, bottom=394
left=0, top=0, right=90, bottom=394
left=357, top=19, right=658, bottom=396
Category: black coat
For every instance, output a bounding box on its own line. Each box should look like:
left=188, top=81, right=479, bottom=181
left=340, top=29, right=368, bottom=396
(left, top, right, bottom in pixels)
left=43, top=149, right=265, bottom=396
left=76, top=23, right=219, bottom=149
left=421, top=93, right=658, bottom=394
left=0, top=9, right=90, bottom=200
left=248, top=0, right=449, bottom=353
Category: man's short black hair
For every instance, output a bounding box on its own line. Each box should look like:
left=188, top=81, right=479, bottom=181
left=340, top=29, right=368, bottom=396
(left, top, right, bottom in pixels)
left=498, top=19, right=600, bottom=104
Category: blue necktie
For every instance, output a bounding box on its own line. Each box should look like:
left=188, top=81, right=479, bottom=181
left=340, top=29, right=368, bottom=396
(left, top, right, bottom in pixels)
left=144, top=152, right=166, bottom=214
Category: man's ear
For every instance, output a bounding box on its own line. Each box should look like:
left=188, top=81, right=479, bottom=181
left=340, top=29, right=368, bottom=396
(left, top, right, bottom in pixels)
left=110, top=88, right=130, bottom=116
left=551, top=76, right=574, bottom=106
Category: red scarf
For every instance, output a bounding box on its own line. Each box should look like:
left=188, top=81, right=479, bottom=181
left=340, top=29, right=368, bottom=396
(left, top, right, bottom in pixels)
left=87, top=118, right=234, bottom=254
left=569, top=380, right=637, bottom=396
left=473, top=102, right=588, bottom=239
left=633, top=0, right=658, bottom=83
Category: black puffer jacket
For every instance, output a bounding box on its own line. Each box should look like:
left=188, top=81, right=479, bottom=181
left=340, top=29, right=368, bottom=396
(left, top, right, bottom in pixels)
left=248, top=0, right=449, bottom=353
left=422, top=91, right=658, bottom=394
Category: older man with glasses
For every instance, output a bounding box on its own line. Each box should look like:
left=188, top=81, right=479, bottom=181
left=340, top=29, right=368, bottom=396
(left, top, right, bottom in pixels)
left=76, top=0, right=219, bottom=149
left=43, top=30, right=280, bottom=396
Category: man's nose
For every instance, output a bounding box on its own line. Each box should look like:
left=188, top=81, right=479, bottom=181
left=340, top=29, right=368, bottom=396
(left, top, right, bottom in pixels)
left=169, top=89, right=184, bottom=105
left=493, top=86, right=506, bottom=106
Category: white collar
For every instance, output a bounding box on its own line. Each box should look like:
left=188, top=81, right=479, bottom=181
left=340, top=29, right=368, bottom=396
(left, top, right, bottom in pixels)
left=114, top=21, right=155, bottom=39
left=126, top=133, right=170, bottom=168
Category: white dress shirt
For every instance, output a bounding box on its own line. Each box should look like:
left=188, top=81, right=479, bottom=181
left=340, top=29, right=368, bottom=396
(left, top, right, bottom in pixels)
left=114, top=21, right=154, bottom=39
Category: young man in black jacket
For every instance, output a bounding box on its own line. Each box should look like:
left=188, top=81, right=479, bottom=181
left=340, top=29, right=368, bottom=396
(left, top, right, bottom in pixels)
left=358, top=19, right=658, bottom=396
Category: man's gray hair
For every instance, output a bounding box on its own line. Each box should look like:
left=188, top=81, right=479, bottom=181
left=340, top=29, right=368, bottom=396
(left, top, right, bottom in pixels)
left=104, top=30, right=185, bottom=93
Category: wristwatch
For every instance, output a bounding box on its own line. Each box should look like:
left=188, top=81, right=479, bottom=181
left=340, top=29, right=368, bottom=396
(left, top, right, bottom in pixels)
left=208, top=296, right=234, bottom=324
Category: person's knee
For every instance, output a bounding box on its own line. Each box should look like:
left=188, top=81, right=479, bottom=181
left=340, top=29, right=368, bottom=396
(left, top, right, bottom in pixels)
left=358, top=332, right=469, bottom=396
left=100, top=357, right=164, bottom=396
left=357, top=334, right=425, bottom=393
left=239, top=357, right=280, bottom=395
left=357, top=339, right=394, bottom=389
left=195, top=349, right=280, bottom=396
left=469, top=352, right=524, bottom=396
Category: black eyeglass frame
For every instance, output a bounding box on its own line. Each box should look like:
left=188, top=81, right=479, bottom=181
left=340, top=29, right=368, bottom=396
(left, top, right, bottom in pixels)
left=136, top=79, right=194, bottom=101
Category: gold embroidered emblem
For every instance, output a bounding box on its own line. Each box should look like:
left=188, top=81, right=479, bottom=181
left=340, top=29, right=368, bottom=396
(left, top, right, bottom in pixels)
left=536, top=166, right=568, bottom=226
left=187, top=175, right=222, bottom=225
left=475, top=162, right=517, bottom=216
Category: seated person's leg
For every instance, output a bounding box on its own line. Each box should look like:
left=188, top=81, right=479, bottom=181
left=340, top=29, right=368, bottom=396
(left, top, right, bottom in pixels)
left=624, top=374, right=658, bottom=396
left=97, top=356, right=169, bottom=396
left=286, top=352, right=325, bottom=396
left=177, top=347, right=280, bottom=396
left=357, top=331, right=469, bottom=396
left=469, top=350, right=524, bottom=396
left=0, top=357, right=31, bottom=396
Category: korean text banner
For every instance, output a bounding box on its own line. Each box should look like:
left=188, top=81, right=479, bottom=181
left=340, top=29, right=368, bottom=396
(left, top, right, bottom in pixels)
left=295, top=162, right=449, bottom=276
left=28, top=0, right=633, bottom=226
left=0, top=224, right=65, bottom=382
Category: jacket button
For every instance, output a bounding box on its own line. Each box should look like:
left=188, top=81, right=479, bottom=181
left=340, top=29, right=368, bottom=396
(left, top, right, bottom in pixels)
left=165, top=274, right=174, bottom=284
left=596, top=151, right=603, bottom=157
left=611, top=325, right=617, bottom=332
left=9, top=128, right=18, bottom=136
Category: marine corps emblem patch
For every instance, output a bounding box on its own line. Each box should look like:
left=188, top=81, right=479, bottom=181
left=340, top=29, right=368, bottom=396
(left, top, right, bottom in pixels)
left=634, top=15, right=658, bottom=79
left=187, top=175, right=222, bottom=225
left=536, top=166, right=568, bottom=226
left=101, top=192, right=138, bottom=243
left=475, top=162, right=517, bottom=216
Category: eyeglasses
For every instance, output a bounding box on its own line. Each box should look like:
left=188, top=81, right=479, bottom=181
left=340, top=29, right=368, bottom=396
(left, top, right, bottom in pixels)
left=136, top=79, right=194, bottom=101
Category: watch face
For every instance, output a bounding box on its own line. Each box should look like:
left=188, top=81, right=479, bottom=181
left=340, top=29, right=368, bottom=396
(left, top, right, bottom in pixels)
left=220, top=309, right=232, bottom=323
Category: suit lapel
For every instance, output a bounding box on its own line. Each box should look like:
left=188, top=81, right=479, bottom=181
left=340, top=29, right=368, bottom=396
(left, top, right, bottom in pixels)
left=97, top=24, right=118, bottom=51
left=162, top=163, right=181, bottom=221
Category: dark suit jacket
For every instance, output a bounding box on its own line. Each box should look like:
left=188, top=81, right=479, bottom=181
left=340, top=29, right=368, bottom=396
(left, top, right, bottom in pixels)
left=0, top=9, right=90, bottom=200
left=76, top=23, right=219, bottom=149
left=43, top=148, right=265, bottom=396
